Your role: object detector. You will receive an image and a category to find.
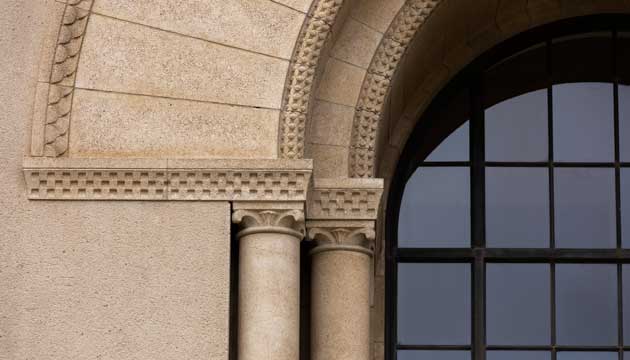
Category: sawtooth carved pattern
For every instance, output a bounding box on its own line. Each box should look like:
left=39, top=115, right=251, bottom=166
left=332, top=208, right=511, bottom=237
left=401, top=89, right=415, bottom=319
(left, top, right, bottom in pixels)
left=279, top=0, right=344, bottom=159
left=24, top=168, right=311, bottom=201
left=45, top=0, right=93, bottom=157
left=349, top=0, right=440, bottom=178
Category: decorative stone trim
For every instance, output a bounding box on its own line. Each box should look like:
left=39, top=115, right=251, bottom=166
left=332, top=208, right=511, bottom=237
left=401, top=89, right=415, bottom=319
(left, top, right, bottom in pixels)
left=23, top=158, right=312, bottom=201
left=279, top=0, right=345, bottom=159
left=233, top=208, right=306, bottom=239
left=307, top=178, right=384, bottom=220
left=44, top=0, right=94, bottom=157
left=307, top=220, right=375, bottom=255
left=349, top=0, right=440, bottom=178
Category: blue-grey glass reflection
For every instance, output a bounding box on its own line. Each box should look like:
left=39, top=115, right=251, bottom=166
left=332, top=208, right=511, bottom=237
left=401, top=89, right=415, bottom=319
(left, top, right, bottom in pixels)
left=623, top=265, right=630, bottom=344
left=398, top=264, right=471, bottom=345
left=425, top=122, right=469, bottom=161
left=485, top=89, right=548, bottom=161
left=556, top=264, right=617, bottom=345
left=557, top=353, right=617, bottom=360
left=553, top=83, right=614, bottom=162
left=397, top=351, right=470, bottom=360
left=554, top=168, right=616, bottom=248
left=398, top=167, right=470, bottom=247
left=623, top=169, right=630, bottom=248
left=487, top=352, right=550, bottom=360
left=487, top=264, right=550, bottom=345
left=620, top=85, right=630, bottom=161
left=486, top=168, right=549, bottom=248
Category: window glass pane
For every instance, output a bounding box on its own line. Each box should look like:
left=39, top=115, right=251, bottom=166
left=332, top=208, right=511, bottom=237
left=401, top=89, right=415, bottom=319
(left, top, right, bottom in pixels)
left=485, top=90, right=548, bottom=161
left=487, top=352, right=550, bottom=360
left=556, top=264, right=617, bottom=345
left=487, top=264, right=550, bottom=345
left=398, top=264, right=471, bottom=345
left=554, top=168, right=616, bottom=248
left=553, top=83, right=614, bottom=162
left=623, top=169, right=630, bottom=248
left=623, top=265, right=630, bottom=344
left=398, top=167, right=470, bottom=248
left=557, top=353, right=617, bottom=360
left=621, top=85, right=630, bottom=161
left=486, top=168, right=549, bottom=248
left=397, top=351, right=470, bottom=360
left=425, top=122, right=469, bottom=162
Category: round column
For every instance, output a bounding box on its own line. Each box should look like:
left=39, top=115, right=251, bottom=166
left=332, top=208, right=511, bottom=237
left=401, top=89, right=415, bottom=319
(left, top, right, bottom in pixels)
left=308, top=224, right=375, bottom=360
left=233, top=208, right=305, bottom=360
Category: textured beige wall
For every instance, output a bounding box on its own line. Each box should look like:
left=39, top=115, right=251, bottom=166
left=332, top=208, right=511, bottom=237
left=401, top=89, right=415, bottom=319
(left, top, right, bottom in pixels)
left=63, top=0, right=309, bottom=159
left=0, top=2, right=231, bottom=359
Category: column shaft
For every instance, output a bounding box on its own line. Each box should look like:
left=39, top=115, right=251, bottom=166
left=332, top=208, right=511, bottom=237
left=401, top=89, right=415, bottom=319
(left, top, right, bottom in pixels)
left=233, top=208, right=305, bottom=360
left=311, top=247, right=372, bottom=360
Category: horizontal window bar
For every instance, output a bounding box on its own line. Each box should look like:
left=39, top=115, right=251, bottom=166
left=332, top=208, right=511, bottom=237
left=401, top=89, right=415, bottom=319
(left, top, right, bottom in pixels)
left=397, top=345, right=472, bottom=351
left=397, top=248, right=630, bottom=263
left=418, top=162, right=630, bottom=167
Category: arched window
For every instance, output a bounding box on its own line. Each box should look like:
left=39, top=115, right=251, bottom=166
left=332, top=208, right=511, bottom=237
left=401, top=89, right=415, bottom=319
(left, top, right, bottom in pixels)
left=387, top=16, right=630, bottom=360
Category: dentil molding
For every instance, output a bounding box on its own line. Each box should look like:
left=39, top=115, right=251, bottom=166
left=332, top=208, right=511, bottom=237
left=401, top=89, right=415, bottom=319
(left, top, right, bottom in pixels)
left=23, top=157, right=312, bottom=201
left=307, top=178, right=384, bottom=221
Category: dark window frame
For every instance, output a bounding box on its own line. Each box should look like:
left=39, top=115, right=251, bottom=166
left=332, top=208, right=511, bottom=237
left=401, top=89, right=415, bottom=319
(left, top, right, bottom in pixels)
left=386, top=15, right=630, bottom=360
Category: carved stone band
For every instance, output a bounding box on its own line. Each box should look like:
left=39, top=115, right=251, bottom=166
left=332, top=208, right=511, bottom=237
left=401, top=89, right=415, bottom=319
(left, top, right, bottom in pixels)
left=306, top=220, right=376, bottom=256
left=233, top=209, right=305, bottom=239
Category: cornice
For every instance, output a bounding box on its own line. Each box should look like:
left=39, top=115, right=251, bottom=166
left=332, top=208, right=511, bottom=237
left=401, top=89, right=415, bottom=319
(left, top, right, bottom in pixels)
left=306, top=178, right=384, bottom=221
left=23, top=157, right=312, bottom=201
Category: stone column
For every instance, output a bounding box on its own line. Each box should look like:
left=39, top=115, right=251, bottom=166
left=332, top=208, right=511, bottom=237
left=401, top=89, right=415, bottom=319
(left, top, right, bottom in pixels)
left=232, top=203, right=305, bottom=360
left=308, top=220, right=375, bottom=360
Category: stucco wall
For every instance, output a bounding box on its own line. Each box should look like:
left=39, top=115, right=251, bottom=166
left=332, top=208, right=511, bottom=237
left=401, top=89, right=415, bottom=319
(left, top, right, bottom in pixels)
left=0, top=2, right=231, bottom=359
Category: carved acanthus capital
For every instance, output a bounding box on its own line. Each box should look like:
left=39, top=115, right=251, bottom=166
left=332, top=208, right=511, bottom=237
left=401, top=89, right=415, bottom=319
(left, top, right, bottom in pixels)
left=306, top=220, right=376, bottom=256
left=232, top=203, right=305, bottom=239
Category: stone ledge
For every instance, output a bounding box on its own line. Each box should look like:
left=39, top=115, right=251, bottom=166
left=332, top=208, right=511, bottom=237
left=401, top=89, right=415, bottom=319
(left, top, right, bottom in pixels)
left=23, top=157, right=312, bottom=201
left=307, top=177, right=384, bottom=220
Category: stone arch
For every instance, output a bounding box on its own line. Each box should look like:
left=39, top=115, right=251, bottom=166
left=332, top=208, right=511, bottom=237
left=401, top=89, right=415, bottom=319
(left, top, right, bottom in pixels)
left=294, top=0, right=630, bottom=180
left=348, top=0, right=630, bottom=179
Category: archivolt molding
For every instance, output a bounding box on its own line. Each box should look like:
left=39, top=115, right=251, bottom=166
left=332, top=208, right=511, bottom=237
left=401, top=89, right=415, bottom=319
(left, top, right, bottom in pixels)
left=43, top=0, right=93, bottom=157
left=349, top=0, right=440, bottom=178
left=279, top=0, right=345, bottom=159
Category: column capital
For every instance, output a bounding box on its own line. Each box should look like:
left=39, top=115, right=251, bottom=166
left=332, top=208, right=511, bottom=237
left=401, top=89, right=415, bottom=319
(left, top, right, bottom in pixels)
left=232, top=202, right=305, bottom=239
left=306, top=220, right=376, bottom=256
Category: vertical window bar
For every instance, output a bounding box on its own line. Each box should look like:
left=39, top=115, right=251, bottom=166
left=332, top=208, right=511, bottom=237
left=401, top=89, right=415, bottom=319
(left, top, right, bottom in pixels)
left=470, top=79, right=486, bottom=249
left=614, top=28, right=624, bottom=360
left=473, top=255, right=486, bottom=360
left=546, top=37, right=558, bottom=360
left=470, top=75, right=486, bottom=360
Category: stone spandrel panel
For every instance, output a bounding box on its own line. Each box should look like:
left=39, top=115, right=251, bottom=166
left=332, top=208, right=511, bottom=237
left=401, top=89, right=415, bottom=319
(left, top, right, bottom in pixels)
left=92, top=0, right=306, bottom=60
left=76, top=14, right=288, bottom=109
left=69, top=89, right=279, bottom=159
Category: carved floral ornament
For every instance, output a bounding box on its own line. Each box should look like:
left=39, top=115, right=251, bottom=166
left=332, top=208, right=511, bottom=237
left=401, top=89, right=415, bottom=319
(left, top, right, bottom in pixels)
left=232, top=209, right=306, bottom=239
left=307, top=222, right=376, bottom=256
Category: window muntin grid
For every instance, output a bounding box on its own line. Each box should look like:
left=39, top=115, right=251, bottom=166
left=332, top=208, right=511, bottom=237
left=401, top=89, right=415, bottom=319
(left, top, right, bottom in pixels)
left=389, top=18, right=630, bottom=360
